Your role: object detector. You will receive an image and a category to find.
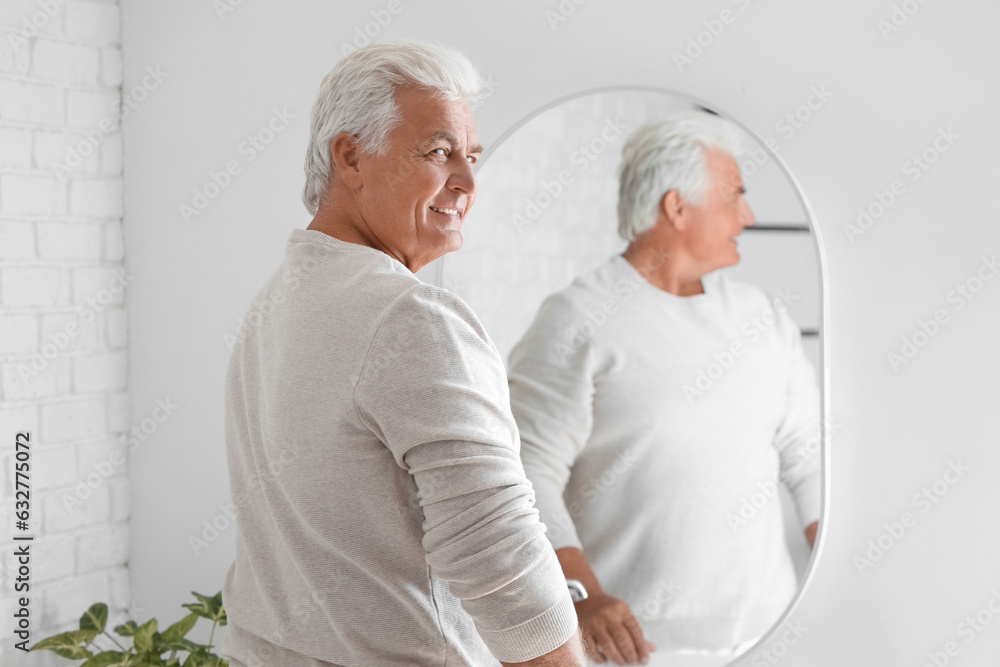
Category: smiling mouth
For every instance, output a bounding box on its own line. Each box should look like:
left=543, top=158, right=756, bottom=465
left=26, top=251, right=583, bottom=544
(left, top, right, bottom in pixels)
left=429, top=206, right=460, bottom=216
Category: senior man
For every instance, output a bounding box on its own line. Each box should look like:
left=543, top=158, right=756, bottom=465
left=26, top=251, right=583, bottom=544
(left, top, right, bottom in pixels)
left=220, top=41, right=586, bottom=667
left=508, top=112, right=822, bottom=665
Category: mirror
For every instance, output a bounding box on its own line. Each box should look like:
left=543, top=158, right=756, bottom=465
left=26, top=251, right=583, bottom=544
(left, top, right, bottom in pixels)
left=437, top=88, right=825, bottom=666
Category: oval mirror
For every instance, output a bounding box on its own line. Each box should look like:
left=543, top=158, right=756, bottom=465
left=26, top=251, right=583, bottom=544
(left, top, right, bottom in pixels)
left=437, top=87, right=828, bottom=666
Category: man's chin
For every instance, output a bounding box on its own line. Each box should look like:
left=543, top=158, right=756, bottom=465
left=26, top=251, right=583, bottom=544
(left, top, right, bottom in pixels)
left=718, top=249, right=740, bottom=264
left=437, top=228, right=463, bottom=255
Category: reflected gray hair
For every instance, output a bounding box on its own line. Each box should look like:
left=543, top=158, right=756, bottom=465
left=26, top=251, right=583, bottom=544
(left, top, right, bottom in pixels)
left=302, top=40, right=488, bottom=215
left=617, top=110, right=746, bottom=242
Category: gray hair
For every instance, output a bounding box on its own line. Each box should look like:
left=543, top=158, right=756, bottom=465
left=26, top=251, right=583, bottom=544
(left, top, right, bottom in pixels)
left=302, top=40, right=488, bottom=215
left=617, top=110, right=746, bottom=242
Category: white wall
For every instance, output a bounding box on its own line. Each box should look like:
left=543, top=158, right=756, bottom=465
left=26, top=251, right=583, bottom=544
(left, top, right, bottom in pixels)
left=118, top=1, right=1000, bottom=665
left=0, top=1, right=131, bottom=664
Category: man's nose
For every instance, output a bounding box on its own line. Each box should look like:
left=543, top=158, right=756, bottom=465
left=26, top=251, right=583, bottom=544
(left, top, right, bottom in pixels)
left=739, top=197, right=755, bottom=228
left=449, top=157, right=477, bottom=197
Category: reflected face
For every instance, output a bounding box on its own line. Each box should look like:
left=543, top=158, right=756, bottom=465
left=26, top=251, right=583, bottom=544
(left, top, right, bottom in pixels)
left=683, top=147, right=755, bottom=272
left=354, top=84, right=482, bottom=272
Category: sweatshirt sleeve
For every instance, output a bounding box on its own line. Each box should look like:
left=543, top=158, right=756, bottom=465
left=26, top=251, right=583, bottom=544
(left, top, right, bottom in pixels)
left=771, top=305, right=823, bottom=530
left=353, top=283, right=578, bottom=664
left=507, top=292, right=598, bottom=554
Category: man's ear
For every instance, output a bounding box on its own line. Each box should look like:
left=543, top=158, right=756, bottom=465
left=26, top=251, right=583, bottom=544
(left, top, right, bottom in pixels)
left=660, top=189, right=688, bottom=232
left=330, top=132, right=363, bottom=189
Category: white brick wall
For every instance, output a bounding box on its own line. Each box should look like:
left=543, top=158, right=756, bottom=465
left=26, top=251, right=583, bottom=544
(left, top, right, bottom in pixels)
left=0, top=0, right=130, bottom=654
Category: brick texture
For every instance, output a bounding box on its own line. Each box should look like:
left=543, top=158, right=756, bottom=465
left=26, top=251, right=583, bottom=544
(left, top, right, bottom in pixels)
left=0, top=0, right=130, bottom=646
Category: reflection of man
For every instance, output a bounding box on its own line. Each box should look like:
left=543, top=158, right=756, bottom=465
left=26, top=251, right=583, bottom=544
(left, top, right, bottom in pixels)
left=509, top=112, right=821, bottom=665
left=221, top=41, right=586, bottom=666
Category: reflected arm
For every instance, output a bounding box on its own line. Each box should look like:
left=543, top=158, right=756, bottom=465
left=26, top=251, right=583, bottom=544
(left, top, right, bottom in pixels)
left=508, top=293, right=599, bottom=555
left=555, top=546, right=604, bottom=598
left=771, top=307, right=824, bottom=534
left=805, top=520, right=818, bottom=548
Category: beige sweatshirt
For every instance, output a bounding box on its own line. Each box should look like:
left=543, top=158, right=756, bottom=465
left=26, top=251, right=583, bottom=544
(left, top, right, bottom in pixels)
left=220, top=228, right=578, bottom=667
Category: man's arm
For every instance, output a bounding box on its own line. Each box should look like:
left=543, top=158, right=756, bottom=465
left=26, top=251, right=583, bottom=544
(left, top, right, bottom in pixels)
left=771, top=306, right=824, bottom=539
left=805, top=520, right=818, bottom=548
left=509, top=294, right=654, bottom=666
left=499, top=629, right=587, bottom=666
left=508, top=293, right=598, bottom=557
left=554, top=548, right=655, bottom=666
left=556, top=547, right=604, bottom=602
left=354, top=285, right=580, bottom=663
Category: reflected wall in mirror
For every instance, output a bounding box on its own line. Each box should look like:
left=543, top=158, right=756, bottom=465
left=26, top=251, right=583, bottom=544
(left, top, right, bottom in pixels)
left=440, top=88, right=825, bottom=666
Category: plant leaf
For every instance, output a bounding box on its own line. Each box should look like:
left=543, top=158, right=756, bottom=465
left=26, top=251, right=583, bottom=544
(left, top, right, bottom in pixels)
left=191, top=592, right=219, bottom=616
left=162, top=637, right=201, bottom=653
left=161, top=613, right=199, bottom=642
left=187, top=591, right=227, bottom=623
left=215, top=592, right=227, bottom=627
left=136, top=648, right=163, bottom=665
left=210, top=592, right=225, bottom=623
left=80, top=603, right=109, bottom=633
left=133, top=618, right=158, bottom=653
left=180, top=602, right=212, bottom=622
left=75, top=628, right=101, bottom=645
left=29, top=631, right=95, bottom=659
left=81, top=651, right=132, bottom=666
left=114, top=620, right=139, bottom=637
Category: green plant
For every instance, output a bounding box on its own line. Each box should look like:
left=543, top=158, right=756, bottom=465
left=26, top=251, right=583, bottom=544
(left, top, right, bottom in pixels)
left=30, top=591, right=229, bottom=666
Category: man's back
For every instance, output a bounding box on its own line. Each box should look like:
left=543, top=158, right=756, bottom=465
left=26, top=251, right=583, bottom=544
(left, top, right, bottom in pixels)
left=221, top=229, right=579, bottom=667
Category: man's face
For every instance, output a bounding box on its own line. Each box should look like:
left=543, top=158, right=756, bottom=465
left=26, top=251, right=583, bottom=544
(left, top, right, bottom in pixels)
left=680, top=147, right=755, bottom=273
left=353, top=84, right=482, bottom=272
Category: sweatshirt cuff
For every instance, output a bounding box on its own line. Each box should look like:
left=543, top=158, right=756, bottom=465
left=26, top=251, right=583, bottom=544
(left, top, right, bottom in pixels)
left=791, top=471, right=822, bottom=529
left=475, top=592, right=579, bottom=663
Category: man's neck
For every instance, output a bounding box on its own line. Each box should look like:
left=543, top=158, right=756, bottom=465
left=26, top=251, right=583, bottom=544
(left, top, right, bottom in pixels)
left=307, top=205, right=373, bottom=249
left=622, top=243, right=704, bottom=297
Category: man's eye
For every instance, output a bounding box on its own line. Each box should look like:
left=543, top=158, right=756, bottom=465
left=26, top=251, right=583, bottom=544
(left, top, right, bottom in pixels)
left=431, top=148, right=447, bottom=156
left=467, top=155, right=478, bottom=164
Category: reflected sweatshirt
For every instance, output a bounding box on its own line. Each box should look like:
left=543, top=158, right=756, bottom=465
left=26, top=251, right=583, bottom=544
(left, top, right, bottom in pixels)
left=509, top=253, right=822, bottom=652
left=220, top=228, right=578, bottom=667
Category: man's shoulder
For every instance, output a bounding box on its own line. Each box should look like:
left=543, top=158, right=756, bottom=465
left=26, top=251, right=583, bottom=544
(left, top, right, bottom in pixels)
left=710, top=272, right=803, bottom=342
left=709, top=271, right=784, bottom=314
left=543, top=256, right=627, bottom=314
left=272, top=235, right=422, bottom=306
left=372, top=280, right=495, bottom=354
left=710, top=271, right=769, bottom=302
